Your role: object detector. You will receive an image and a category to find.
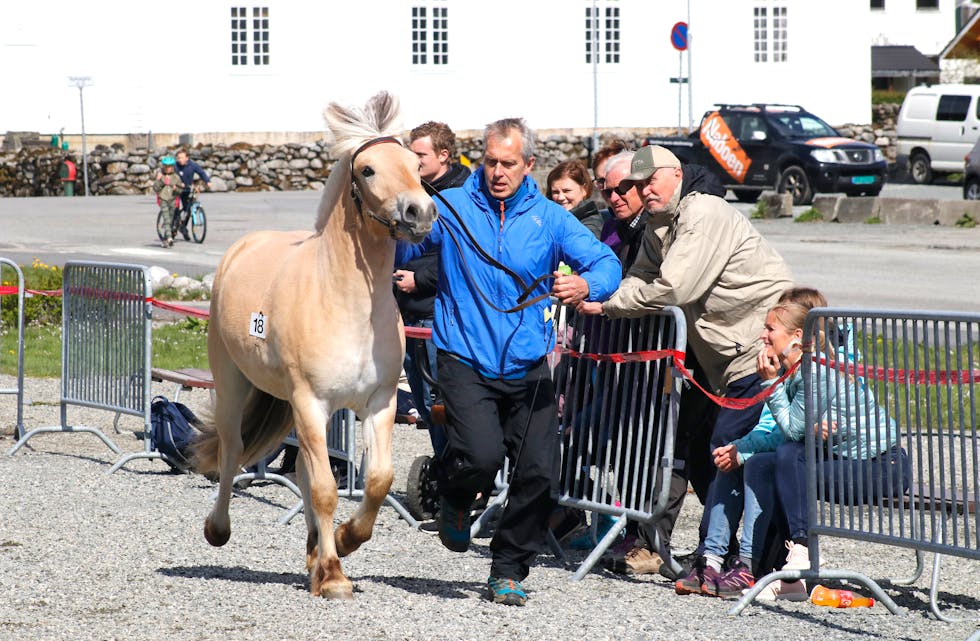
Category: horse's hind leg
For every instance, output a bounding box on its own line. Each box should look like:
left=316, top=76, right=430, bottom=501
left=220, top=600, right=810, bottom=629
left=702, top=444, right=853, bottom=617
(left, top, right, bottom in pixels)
left=204, top=353, right=252, bottom=547
left=334, top=391, right=396, bottom=557
left=292, top=395, right=351, bottom=599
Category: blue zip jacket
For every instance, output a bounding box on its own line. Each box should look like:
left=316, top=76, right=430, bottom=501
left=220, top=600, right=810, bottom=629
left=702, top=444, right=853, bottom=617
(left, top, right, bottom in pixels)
left=732, top=405, right=784, bottom=464
left=396, top=171, right=621, bottom=378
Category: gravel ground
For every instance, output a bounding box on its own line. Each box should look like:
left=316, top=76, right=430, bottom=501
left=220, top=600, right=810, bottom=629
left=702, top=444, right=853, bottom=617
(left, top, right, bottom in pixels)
left=1, top=374, right=978, bottom=641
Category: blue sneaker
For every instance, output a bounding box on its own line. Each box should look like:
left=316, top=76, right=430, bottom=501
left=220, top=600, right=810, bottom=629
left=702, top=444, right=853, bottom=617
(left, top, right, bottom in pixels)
left=437, top=497, right=471, bottom=552
left=568, top=513, right=621, bottom=550
left=487, top=576, right=527, bottom=606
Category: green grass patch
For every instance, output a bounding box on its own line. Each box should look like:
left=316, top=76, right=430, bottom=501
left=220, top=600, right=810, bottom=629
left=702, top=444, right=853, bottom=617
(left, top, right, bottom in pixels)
left=844, top=328, right=980, bottom=433
left=955, top=213, right=977, bottom=228
left=872, top=90, right=906, bottom=105
left=1, top=318, right=209, bottom=378
left=750, top=200, right=768, bottom=219
left=865, top=215, right=882, bottom=224
left=794, top=208, right=824, bottom=223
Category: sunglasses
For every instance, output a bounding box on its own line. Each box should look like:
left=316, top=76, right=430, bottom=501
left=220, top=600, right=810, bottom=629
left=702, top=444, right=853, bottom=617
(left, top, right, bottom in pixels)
left=600, top=182, right=634, bottom=200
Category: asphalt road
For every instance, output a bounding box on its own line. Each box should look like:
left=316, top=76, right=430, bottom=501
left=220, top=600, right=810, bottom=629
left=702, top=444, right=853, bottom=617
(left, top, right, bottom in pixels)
left=1, top=184, right=978, bottom=313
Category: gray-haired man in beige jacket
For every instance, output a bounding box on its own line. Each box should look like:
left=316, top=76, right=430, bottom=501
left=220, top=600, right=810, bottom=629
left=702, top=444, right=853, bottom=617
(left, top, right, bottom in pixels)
left=578, top=145, right=794, bottom=589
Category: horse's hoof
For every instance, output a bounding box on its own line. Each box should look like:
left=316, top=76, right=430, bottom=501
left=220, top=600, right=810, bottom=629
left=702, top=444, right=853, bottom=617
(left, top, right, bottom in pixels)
left=317, top=584, right=354, bottom=600
left=204, top=519, right=231, bottom=547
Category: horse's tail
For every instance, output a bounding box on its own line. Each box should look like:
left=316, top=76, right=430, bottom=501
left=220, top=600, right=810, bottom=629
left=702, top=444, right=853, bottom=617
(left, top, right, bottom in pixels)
left=191, top=389, right=294, bottom=475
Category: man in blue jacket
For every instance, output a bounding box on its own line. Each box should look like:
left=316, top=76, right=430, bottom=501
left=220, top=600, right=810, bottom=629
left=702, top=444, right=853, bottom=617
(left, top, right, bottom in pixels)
left=396, top=117, right=621, bottom=606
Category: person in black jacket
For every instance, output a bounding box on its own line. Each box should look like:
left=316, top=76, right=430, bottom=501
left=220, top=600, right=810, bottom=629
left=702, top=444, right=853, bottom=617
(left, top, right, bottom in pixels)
left=545, top=159, right=604, bottom=239
left=396, top=121, right=470, bottom=458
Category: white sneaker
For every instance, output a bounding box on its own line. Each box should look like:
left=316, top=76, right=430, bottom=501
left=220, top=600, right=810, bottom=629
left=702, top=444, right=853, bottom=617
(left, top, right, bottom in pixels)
left=748, top=579, right=809, bottom=602
left=783, top=541, right=828, bottom=571
left=783, top=541, right=811, bottom=571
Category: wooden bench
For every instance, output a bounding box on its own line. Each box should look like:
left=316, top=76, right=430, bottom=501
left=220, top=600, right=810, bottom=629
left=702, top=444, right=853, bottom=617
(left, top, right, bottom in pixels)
left=151, top=367, right=214, bottom=403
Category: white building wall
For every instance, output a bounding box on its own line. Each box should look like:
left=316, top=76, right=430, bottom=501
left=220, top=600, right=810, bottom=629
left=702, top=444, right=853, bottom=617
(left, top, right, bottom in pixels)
left=0, top=0, right=874, bottom=138
left=870, top=0, right=959, bottom=55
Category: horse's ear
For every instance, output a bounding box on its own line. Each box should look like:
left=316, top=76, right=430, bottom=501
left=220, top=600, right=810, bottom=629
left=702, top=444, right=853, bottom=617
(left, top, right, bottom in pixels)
left=366, top=91, right=401, bottom=136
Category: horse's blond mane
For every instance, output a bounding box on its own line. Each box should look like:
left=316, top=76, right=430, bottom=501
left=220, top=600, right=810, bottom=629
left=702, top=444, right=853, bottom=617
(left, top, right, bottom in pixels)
left=315, top=91, right=403, bottom=232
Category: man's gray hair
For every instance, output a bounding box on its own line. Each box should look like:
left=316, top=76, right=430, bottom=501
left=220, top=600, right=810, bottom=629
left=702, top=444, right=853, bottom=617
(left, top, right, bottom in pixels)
left=483, top=117, right=536, bottom=162
left=603, top=151, right=635, bottom=178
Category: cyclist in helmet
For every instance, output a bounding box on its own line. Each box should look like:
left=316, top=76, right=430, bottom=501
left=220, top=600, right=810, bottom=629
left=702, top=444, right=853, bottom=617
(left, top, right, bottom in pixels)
left=153, top=155, right=185, bottom=248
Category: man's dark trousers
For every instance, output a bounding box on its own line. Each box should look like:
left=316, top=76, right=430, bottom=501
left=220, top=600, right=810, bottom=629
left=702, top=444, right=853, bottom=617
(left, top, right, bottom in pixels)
left=436, top=351, right=560, bottom=582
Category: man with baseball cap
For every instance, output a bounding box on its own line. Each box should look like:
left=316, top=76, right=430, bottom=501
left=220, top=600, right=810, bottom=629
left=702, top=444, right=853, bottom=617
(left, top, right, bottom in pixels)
left=578, top=144, right=794, bottom=593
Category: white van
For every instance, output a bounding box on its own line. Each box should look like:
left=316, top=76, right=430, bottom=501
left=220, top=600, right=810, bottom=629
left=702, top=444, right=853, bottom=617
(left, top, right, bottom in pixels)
left=896, top=84, right=980, bottom=184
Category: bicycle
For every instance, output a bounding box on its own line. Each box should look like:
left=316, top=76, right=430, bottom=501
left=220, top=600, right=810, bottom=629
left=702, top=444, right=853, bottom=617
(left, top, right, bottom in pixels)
left=157, top=187, right=207, bottom=244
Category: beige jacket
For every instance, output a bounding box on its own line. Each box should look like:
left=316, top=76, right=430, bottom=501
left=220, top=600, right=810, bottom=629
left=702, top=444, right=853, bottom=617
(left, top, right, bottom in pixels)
left=602, top=189, right=793, bottom=391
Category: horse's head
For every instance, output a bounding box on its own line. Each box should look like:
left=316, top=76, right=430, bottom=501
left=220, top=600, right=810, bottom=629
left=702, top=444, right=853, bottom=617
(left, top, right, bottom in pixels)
left=349, top=137, right=437, bottom=243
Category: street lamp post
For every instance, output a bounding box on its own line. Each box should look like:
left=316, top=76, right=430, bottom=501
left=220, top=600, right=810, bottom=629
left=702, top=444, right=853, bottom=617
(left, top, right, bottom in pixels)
left=67, top=76, right=93, bottom=196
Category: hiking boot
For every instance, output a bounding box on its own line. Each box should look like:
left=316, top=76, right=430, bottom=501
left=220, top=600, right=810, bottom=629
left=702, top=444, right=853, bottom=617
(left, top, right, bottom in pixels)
left=437, top=496, right=471, bottom=552
left=749, top=578, right=808, bottom=602
left=674, top=556, right=706, bottom=595
left=487, top=576, right=527, bottom=606
left=604, top=546, right=663, bottom=575
left=659, top=551, right=696, bottom=582
left=703, top=560, right=755, bottom=598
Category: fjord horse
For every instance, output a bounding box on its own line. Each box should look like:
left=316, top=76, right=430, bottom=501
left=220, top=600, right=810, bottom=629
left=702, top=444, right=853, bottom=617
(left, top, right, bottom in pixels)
left=192, top=92, right=437, bottom=599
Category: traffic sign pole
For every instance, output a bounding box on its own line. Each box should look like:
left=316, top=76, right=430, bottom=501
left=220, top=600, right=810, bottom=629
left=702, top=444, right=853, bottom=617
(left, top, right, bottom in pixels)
left=670, top=22, right=689, bottom=135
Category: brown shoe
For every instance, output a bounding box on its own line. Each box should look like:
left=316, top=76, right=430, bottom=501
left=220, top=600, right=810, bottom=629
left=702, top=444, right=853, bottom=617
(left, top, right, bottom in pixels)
left=604, top=546, right=664, bottom=575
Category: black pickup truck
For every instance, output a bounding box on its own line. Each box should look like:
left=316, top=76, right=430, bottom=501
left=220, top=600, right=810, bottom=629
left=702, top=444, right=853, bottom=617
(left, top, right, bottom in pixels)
left=646, top=104, right=887, bottom=206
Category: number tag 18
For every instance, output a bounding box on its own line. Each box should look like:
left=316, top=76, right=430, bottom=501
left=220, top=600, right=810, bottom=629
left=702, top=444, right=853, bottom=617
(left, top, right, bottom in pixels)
left=249, top=311, right=267, bottom=339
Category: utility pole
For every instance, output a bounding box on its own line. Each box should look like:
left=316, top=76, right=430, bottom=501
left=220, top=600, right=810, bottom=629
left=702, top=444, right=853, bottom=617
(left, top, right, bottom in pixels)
left=68, top=76, right=93, bottom=196
left=591, top=0, right=599, bottom=158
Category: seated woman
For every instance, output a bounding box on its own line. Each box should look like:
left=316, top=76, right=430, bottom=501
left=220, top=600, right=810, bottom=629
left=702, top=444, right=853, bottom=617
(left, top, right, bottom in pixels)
left=752, top=291, right=911, bottom=600
left=675, top=287, right=822, bottom=598
left=545, top=160, right=604, bottom=239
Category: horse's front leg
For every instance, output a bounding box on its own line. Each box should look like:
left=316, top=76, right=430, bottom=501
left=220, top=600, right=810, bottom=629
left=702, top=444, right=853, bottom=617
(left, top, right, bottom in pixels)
left=334, top=388, right=396, bottom=557
left=292, top=397, right=351, bottom=599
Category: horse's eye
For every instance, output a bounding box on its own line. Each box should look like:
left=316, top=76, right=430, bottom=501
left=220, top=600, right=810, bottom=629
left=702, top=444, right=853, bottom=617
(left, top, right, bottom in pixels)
left=361, top=166, right=375, bottom=178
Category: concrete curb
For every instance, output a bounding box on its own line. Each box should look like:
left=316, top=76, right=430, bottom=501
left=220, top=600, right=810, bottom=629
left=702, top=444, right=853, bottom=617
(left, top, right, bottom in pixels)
left=809, top=195, right=980, bottom=225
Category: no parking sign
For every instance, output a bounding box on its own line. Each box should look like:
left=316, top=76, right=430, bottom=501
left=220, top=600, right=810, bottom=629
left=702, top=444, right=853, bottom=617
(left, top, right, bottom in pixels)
left=671, top=21, right=688, bottom=51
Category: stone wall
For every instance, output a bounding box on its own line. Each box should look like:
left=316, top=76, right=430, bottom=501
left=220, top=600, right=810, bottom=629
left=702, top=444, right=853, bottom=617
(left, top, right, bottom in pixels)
left=0, top=116, right=899, bottom=198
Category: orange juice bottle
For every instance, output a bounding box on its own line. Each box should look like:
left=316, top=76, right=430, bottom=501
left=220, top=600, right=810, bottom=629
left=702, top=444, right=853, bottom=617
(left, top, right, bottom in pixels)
left=810, top=584, right=875, bottom=608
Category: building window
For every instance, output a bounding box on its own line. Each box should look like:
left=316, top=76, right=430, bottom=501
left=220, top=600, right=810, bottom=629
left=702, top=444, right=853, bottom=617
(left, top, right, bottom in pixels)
left=916, top=0, right=938, bottom=8
left=753, top=7, right=768, bottom=63
left=231, top=6, right=269, bottom=66
left=870, top=0, right=884, bottom=9
left=412, top=2, right=449, bottom=66
left=586, top=0, right=620, bottom=64
left=772, top=6, right=787, bottom=62
left=754, top=4, right=787, bottom=63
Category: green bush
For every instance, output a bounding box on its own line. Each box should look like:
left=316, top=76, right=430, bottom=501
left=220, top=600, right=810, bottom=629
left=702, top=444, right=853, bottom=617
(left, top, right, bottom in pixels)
left=1, top=259, right=63, bottom=328
left=872, top=89, right=906, bottom=105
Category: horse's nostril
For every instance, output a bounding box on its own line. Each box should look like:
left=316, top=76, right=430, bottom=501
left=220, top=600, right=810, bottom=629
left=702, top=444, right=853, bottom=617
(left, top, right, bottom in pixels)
left=404, top=204, right=419, bottom=223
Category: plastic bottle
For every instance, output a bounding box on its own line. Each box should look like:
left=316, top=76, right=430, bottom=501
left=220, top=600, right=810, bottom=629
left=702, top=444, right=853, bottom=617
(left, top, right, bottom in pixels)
left=810, top=584, right=875, bottom=608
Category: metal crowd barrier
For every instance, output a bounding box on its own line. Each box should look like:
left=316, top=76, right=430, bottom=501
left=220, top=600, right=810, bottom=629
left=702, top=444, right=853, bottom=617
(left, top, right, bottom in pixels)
left=554, top=306, right=687, bottom=580
left=733, top=308, right=980, bottom=619
left=0, top=258, right=26, bottom=440
left=7, top=261, right=153, bottom=467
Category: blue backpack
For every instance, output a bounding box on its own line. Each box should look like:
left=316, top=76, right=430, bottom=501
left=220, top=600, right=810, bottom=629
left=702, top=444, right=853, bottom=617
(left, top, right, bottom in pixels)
left=150, top=395, right=200, bottom=471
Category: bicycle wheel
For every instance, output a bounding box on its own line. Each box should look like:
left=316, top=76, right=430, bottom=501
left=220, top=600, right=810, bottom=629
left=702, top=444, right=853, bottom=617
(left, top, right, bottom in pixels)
left=190, top=203, right=207, bottom=243
left=156, top=210, right=169, bottom=241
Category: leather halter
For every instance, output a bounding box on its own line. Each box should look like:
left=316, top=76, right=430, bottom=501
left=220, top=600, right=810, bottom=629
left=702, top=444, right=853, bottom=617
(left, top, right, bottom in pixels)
left=349, top=136, right=404, bottom=235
